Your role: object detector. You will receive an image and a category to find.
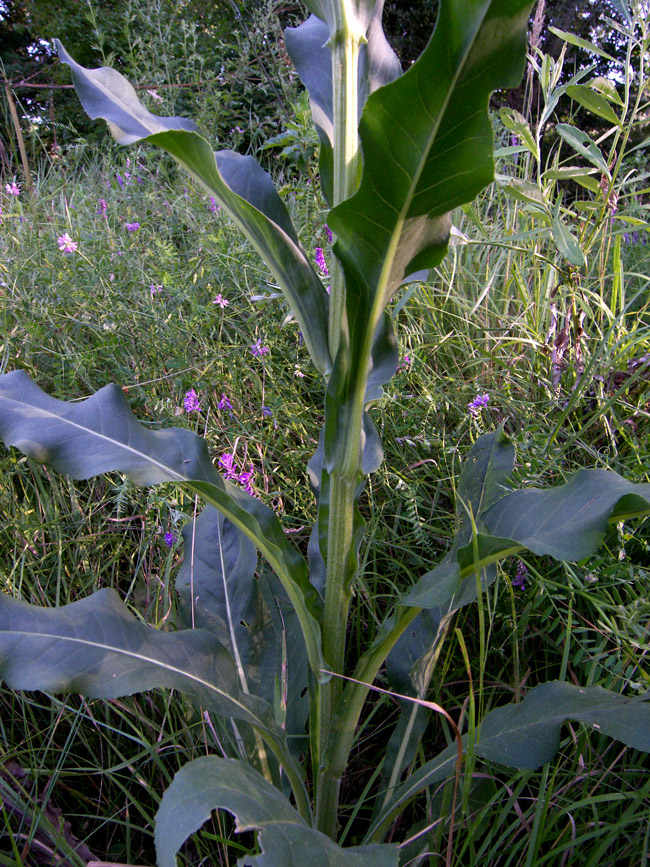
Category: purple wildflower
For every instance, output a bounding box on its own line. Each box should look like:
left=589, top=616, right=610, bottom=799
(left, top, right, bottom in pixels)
left=183, top=388, right=201, bottom=413
left=164, top=531, right=176, bottom=548
left=98, top=198, right=108, bottom=218
left=512, top=561, right=528, bottom=589
left=218, top=393, right=233, bottom=412
left=237, top=464, right=255, bottom=496
left=213, top=293, right=229, bottom=308
left=315, top=247, right=329, bottom=275
left=324, top=224, right=333, bottom=243
left=57, top=233, right=78, bottom=254
left=209, top=196, right=220, bottom=213
left=250, top=339, right=269, bottom=358
left=262, top=406, right=273, bottom=417
left=0, top=204, right=3, bottom=223
left=398, top=354, right=412, bottom=372
left=126, top=222, right=141, bottom=233
left=467, top=393, right=489, bottom=418
left=149, top=284, right=163, bottom=297
left=5, top=181, right=20, bottom=196
left=116, top=174, right=124, bottom=188
left=218, top=453, right=238, bottom=479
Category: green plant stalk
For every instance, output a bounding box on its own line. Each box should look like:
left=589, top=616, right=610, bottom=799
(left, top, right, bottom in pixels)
left=314, top=14, right=365, bottom=836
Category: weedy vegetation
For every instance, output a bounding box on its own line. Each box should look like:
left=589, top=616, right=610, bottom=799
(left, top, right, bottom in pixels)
left=1, top=0, right=650, bottom=865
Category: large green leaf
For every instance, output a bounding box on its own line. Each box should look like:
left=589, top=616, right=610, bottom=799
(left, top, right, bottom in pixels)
left=478, top=681, right=650, bottom=768
left=368, top=681, right=650, bottom=843
left=178, top=507, right=309, bottom=750
left=285, top=5, right=401, bottom=204
left=0, top=589, right=270, bottom=729
left=0, top=371, right=326, bottom=682
left=482, top=467, right=650, bottom=561
left=155, top=756, right=399, bottom=867
left=328, top=0, right=533, bottom=340
left=55, top=41, right=330, bottom=377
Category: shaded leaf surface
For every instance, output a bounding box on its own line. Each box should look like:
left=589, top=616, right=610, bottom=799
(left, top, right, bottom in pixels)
left=0, top=371, right=326, bottom=681
left=0, top=589, right=271, bottom=728
left=155, top=757, right=398, bottom=867
left=56, top=41, right=330, bottom=376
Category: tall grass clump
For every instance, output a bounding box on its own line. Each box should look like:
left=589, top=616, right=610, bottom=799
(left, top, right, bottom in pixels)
left=1, top=1, right=650, bottom=865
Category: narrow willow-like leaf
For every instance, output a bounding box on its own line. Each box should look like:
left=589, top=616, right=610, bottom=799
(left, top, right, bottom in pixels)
left=285, top=5, right=401, bottom=203
left=0, top=371, right=327, bottom=681
left=369, top=682, right=650, bottom=842
left=0, top=589, right=271, bottom=728
left=155, top=756, right=399, bottom=867
left=556, top=122, right=611, bottom=176
left=565, top=84, right=621, bottom=125
left=55, top=41, right=331, bottom=376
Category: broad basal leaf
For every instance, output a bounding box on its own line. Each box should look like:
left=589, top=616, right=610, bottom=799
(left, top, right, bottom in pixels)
left=0, top=589, right=271, bottom=729
left=0, top=371, right=326, bottom=682
left=367, top=681, right=650, bottom=843
left=328, top=0, right=533, bottom=344
left=55, top=41, right=330, bottom=376
left=477, top=681, right=650, bottom=768
left=482, top=467, right=650, bottom=561
left=178, top=507, right=309, bottom=749
left=155, top=756, right=399, bottom=867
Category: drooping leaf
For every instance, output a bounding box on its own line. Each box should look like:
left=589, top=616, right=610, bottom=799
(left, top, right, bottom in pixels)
left=367, top=681, right=650, bottom=843
left=177, top=507, right=309, bottom=751
left=565, top=84, right=620, bottom=125
left=155, top=756, right=399, bottom=867
left=55, top=41, right=330, bottom=376
left=0, top=371, right=326, bottom=682
left=477, top=681, right=650, bottom=768
left=482, top=467, right=650, bottom=561
left=0, top=589, right=271, bottom=729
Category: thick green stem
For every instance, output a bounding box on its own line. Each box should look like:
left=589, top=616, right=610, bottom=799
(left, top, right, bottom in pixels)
left=314, top=14, right=365, bottom=836
left=328, top=32, right=363, bottom=360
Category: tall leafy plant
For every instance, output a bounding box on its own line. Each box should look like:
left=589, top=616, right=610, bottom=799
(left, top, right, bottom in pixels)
left=1, top=1, right=650, bottom=863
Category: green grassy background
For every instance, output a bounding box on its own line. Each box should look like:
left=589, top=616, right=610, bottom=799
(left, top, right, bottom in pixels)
left=1, top=9, right=650, bottom=866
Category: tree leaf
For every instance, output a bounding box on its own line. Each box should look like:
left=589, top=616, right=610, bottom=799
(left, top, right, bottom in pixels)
left=55, top=41, right=331, bottom=377
left=155, top=756, right=399, bottom=867
left=565, top=84, right=620, bottom=125
left=556, top=123, right=610, bottom=177
left=0, top=371, right=327, bottom=682
left=0, top=589, right=271, bottom=729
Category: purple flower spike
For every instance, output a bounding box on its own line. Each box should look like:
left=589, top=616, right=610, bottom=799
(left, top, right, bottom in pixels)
left=250, top=339, right=269, bottom=358
left=324, top=224, right=333, bottom=243
left=512, top=560, right=528, bottom=589
left=183, top=388, right=201, bottom=413
left=126, top=222, right=141, bottom=233
left=164, top=531, right=176, bottom=548
left=315, top=247, right=329, bottom=275
left=467, top=393, right=489, bottom=418
left=218, top=393, right=233, bottom=412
